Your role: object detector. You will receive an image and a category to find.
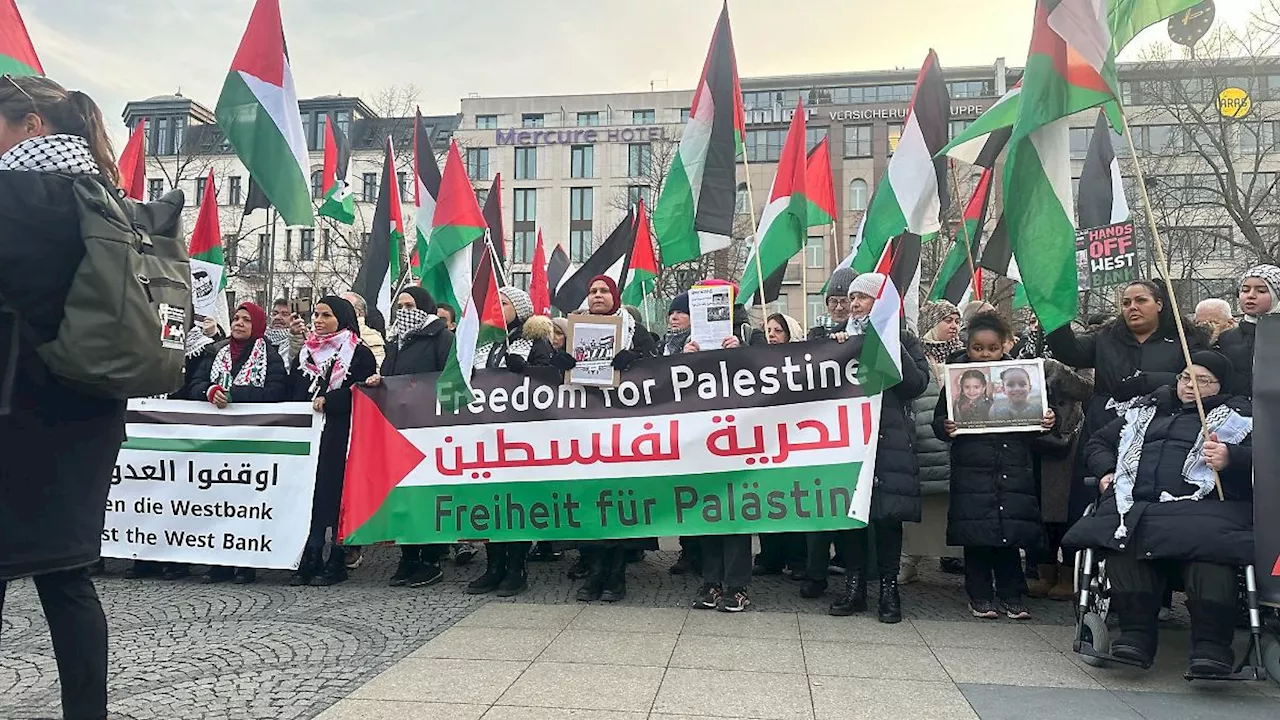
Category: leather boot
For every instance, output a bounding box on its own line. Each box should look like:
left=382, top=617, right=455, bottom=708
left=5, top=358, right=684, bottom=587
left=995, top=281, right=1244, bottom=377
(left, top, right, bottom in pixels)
left=290, top=549, right=321, bottom=586
left=1187, top=598, right=1236, bottom=676
left=467, top=544, right=507, bottom=594
left=878, top=577, right=902, bottom=624
left=601, top=548, right=628, bottom=602
left=496, top=544, right=530, bottom=597
left=1108, top=591, right=1159, bottom=668
left=1047, top=563, right=1076, bottom=600
left=1026, top=564, right=1057, bottom=598
left=576, top=548, right=608, bottom=602
left=828, top=570, right=867, bottom=616
left=312, top=547, right=348, bottom=586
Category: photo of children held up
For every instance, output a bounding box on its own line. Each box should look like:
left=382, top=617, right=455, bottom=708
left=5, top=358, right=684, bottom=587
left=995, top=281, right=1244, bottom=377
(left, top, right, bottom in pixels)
left=943, top=359, right=1048, bottom=434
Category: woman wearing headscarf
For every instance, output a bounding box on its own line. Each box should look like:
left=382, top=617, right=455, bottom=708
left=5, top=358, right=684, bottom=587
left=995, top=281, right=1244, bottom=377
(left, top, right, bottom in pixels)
left=753, top=313, right=808, bottom=578
left=1216, top=264, right=1278, bottom=396
left=465, top=286, right=553, bottom=598
left=188, top=302, right=290, bottom=584
left=0, top=76, right=181, bottom=720
left=364, top=286, right=455, bottom=589
left=290, top=296, right=377, bottom=586
left=901, top=301, right=964, bottom=584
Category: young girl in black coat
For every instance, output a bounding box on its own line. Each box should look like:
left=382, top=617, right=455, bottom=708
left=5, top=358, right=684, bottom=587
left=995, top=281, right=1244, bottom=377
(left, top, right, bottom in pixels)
left=935, top=312, right=1055, bottom=620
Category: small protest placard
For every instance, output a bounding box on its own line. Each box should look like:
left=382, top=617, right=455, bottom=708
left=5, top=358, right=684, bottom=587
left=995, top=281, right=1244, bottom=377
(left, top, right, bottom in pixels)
left=1076, top=221, right=1138, bottom=291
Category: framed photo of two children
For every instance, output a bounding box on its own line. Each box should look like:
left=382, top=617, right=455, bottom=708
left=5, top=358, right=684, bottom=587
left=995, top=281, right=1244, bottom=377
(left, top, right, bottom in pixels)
left=943, top=358, right=1048, bottom=435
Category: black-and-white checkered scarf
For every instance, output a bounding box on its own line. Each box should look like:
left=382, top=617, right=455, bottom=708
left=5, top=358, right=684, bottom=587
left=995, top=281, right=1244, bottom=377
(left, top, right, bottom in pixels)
left=0, top=134, right=99, bottom=175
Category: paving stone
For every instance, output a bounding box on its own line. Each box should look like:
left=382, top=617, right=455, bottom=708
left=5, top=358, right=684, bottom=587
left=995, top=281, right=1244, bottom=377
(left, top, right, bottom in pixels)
left=810, top=677, right=978, bottom=720
left=537, top=629, right=677, bottom=667
left=314, top=699, right=487, bottom=720
left=804, top=641, right=948, bottom=682
left=351, top=658, right=528, bottom=704
left=670, top=634, right=805, bottom=674
left=409, top=626, right=559, bottom=662
left=496, top=661, right=664, bottom=712
left=653, top=668, right=814, bottom=720
left=959, top=685, right=1141, bottom=720
left=933, top=647, right=1104, bottom=689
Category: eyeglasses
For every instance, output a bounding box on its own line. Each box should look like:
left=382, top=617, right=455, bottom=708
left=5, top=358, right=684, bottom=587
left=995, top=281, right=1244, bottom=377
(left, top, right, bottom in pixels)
left=1177, top=373, right=1219, bottom=388
left=827, top=297, right=851, bottom=307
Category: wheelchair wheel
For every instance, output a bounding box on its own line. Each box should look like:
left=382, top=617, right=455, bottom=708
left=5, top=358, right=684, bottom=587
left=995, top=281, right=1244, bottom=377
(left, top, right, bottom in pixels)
left=1262, top=635, right=1280, bottom=687
left=1080, top=612, right=1110, bottom=667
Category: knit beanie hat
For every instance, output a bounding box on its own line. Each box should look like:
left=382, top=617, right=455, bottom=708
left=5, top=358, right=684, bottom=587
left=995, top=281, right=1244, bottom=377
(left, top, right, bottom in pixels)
left=826, top=266, right=854, bottom=299
left=920, top=300, right=960, bottom=335
left=848, top=272, right=886, bottom=299
left=498, top=286, right=534, bottom=323
left=669, top=292, right=690, bottom=315
left=1240, top=264, right=1280, bottom=316
left=1188, top=350, right=1233, bottom=388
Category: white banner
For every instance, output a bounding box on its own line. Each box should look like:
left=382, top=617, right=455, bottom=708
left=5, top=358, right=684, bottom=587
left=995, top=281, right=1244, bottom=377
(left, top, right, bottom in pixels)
left=102, top=399, right=323, bottom=570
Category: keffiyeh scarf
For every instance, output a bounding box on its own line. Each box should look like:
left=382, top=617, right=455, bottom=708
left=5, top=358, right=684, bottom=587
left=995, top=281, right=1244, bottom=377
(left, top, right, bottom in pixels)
left=390, top=308, right=436, bottom=350
left=185, top=328, right=215, bottom=359
left=845, top=315, right=870, bottom=336
left=663, top=328, right=691, bottom=356
left=0, top=134, right=99, bottom=175
left=1111, top=402, right=1253, bottom=540
left=264, top=327, right=293, bottom=365
left=299, top=329, right=359, bottom=393
left=211, top=338, right=268, bottom=390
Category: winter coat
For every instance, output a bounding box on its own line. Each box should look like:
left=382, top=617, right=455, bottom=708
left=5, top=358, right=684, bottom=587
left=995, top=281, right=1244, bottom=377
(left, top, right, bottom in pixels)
left=1216, top=322, right=1255, bottom=396
left=293, top=343, right=378, bottom=519
left=0, top=171, right=183, bottom=580
left=358, top=318, right=386, bottom=368
left=190, top=339, right=290, bottom=404
left=1036, top=359, right=1092, bottom=523
left=172, top=344, right=218, bottom=401
left=913, top=373, right=951, bottom=496
left=732, top=305, right=767, bottom=348
left=1062, top=388, right=1254, bottom=566
left=868, top=332, right=931, bottom=522
left=384, top=318, right=454, bottom=377
left=478, top=316, right=554, bottom=370
left=934, top=353, right=1047, bottom=549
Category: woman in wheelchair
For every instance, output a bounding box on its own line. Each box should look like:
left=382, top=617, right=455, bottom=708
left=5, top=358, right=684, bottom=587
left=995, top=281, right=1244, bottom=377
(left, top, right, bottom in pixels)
left=1063, top=351, right=1253, bottom=674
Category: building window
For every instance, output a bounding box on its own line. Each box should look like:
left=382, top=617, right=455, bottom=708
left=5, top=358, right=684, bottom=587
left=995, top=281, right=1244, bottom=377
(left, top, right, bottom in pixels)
left=887, top=123, right=903, bottom=155
left=512, top=271, right=532, bottom=291
left=513, top=188, right=536, bottom=223
left=224, top=234, right=238, bottom=266
left=569, top=187, right=594, bottom=262
left=257, top=234, right=269, bottom=265
left=299, top=229, right=315, bottom=261
left=195, top=175, right=208, bottom=206
left=397, top=171, right=409, bottom=201
left=362, top=172, right=378, bottom=203
left=849, top=179, right=868, bottom=212
left=149, top=116, right=184, bottom=156
left=515, top=146, right=538, bottom=180
left=476, top=114, right=498, bottom=129
left=745, top=128, right=784, bottom=162
left=512, top=231, right=536, bottom=264
left=735, top=181, right=749, bottom=215
left=311, top=169, right=324, bottom=199
left=844, top=124, right=872, bottom=157
left=805, top=127, right=828, bottom=152
left=577, top=111, right=601, bottom=127
left=522, top=113, right=544, bottom=128
left=948, top=80, right=994, bottom=99
left=1133, top=124, right=1181, bottom=154
left=475, top=188, right=489, bottom=208
left=322, top=228, right=332, bottom=260
left=805, top=235, right=825, bottom=269
left=1069, top=127, right=1092, bottom=160
left=807, top=293, right=826, bottom=325
left=570, top=145, right=594, bottom=179
left=627, top=143, right=652, bottom=178
left=949, top=119, right=973, bottom=141
left=228, top=176, right=242, bottom=206
left=632, top=109, right=656, bottom=124
left=284, top=229, right=293, bottom=261
left=513, top=188, right=537, bottom=263
left=1240, top=121, right=1280, bottom=154
left=627, top=185, right=651, bottom=208
left=147, top=178, right=165, bottom=201
left=466, top=148, right=490, bottom=180
left=681, top=108, right=692, bottom=123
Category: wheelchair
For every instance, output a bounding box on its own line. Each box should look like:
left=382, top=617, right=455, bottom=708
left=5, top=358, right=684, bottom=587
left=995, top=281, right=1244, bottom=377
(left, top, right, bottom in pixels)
left=1069, top=479, right=1280, bottom=686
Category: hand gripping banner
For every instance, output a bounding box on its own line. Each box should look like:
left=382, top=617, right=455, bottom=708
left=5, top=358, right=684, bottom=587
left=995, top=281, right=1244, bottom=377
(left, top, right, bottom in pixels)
left=340, top=339, right=884, bottom=544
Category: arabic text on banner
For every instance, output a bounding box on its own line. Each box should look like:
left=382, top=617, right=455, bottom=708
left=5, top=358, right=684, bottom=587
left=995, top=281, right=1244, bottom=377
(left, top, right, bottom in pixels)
left=344, top=339, right=882, bottom=544
left=103, top=400, right=323, bottom=570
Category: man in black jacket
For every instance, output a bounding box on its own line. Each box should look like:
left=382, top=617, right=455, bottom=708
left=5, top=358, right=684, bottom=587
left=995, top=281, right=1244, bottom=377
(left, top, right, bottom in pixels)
left=808, top=266, right=854, bottom=340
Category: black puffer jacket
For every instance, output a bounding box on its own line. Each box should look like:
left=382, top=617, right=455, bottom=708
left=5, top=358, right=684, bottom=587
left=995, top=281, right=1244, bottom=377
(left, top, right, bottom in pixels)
left=1063, top=388, right=1253, bottom=565
left=191, top=339, right=290, bottom=404
left=913, top=373, right=950, bottom=496
left=384, top=317, right=453, bottom=376
left=868, top=332, right=931, bottom=523
left=1216, top=322, right=1256, bottom=396
left=933, top=353, right=1047, bottom=549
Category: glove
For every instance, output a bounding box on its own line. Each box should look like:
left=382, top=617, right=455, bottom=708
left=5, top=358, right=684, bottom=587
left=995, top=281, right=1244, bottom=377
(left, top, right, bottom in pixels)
left=550, top=351, right=577, bottom=372
left=504, top=353, right=528, bottom=373
left=1112, top=372, right=1147, bottom=402
left=612, top=349, right=641, bottom=371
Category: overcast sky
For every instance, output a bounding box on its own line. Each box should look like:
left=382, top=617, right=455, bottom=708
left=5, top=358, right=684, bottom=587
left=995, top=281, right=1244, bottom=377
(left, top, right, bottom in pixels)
left=21, top=0, right=1261, bottom=140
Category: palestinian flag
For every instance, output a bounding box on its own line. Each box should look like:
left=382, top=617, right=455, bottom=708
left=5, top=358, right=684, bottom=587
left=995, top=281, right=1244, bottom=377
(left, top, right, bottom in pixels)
left=243, top=176, right=271, bottom=216
left=806, top=137, right=837, bottom=227
left=529, top=230, right=551, bottom=316
left=353, top=139, right=405, bottom=322
left=411, top=109, right=443, bottom=282
left=188, top=169, right=230, bottom=332
left=653, top=2, right=745, bottom=265
left=1003, top=0, right=1119, bottom=332
left=978, top=214, right=1030, bottom=309
left=943, top=83, right=1018, bottom=168
left=481, top=174, right=507, bottom=279
left=930, top=166, right=993, bottom=306
left=0, top=0, right=42, bottom=76
left=426, top=141, right=489, bottom=408
left=621, top=199, right=659, bottom=308
left=118, top=117, right=147, bottom=201
left=739, top=100, right=809, bottom=305
left=850, top=51, right=950, bottom=277
left=318, top=115, right=355, bottom=224
left=214, top=0, right=312, bottom=227
left=546, top=243, right=573, bottom=307
left=553, top=208, right=637, bottom=314
left=1077, top=109, right=1131, bottom=228
left=858, top=233, right=921, bottom=394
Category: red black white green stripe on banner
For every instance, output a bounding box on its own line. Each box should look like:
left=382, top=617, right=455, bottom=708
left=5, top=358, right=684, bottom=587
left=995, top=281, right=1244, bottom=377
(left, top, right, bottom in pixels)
left=340, top=340, right=885, bottom=545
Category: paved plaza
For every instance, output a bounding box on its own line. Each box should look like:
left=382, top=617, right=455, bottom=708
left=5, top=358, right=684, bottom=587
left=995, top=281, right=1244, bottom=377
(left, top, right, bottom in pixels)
left=2, top=542, right=1278, bottom=719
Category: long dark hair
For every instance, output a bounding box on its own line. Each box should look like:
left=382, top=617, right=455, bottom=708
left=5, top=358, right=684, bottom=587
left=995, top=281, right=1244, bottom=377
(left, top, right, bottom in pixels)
left=0, top=76, right=119, bottom=185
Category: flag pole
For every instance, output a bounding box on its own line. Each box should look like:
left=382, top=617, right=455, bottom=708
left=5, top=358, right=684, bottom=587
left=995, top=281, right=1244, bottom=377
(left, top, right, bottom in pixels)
left=928, top=163, right=982, bottom=302
left=740, top=155, right=767, bottom=313
left=1118, top=106, right=1222, bottom=501
left=484, top=229, right=509, bottom=288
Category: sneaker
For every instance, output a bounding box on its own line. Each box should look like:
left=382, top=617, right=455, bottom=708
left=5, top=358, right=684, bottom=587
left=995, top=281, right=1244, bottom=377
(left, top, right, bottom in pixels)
left=969, top=600, right=999, bottom=619
left=719, top=588, right=750, bottom=613
left=1000, top=600, right=1032, bottom=620
left=344, top=547, right=364, bottom=570
left=389, top=558, right=416, bottom=587
left=692, top=583, right=723, bottom=610
left=407, top=563, right=444, bottom=588
left=897, top=560, right=919, bottom=585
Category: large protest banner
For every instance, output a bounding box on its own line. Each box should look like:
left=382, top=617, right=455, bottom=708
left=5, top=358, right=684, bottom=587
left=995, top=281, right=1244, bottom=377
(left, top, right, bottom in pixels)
left=1254, top=315, right=1280, bottom=606
left=102, top=400, right=323, bottom=570
left=341, top=339, right=883, bottom=545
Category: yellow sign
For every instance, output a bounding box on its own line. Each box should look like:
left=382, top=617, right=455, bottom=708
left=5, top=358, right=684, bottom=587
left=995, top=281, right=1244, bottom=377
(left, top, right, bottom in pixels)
left=1218, top=87, right=1252, bottom=119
